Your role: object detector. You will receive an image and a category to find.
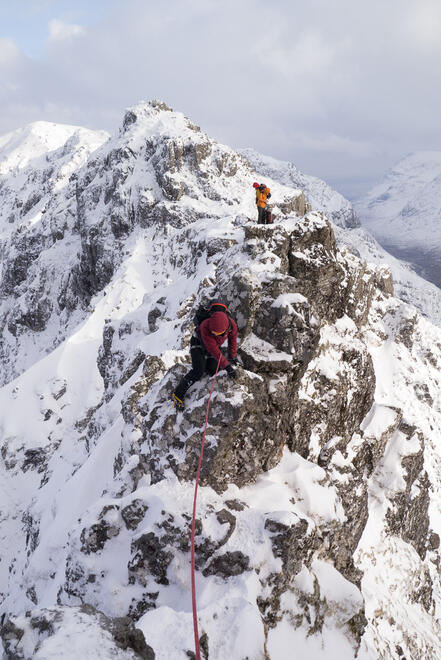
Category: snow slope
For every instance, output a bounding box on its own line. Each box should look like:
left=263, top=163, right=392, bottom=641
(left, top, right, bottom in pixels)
left=356, top=151, right=441, bottom=287
left=0, top=102, right=441, bottom=659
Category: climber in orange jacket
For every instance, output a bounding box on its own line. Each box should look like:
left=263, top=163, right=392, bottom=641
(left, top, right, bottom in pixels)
left=253, top=182, right=271, bottom=224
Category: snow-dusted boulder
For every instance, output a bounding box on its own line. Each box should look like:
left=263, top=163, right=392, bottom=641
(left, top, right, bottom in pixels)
left=1, top=605, right=154, bottom=659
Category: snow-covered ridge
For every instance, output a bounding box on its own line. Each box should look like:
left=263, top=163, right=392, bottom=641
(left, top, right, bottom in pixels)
left=0, top=102, right=441, bottom=658
left=246, top=147, right=441, bottom=327
left=0, top=101, right=307, bottom=387
left=0, top=120, right=109, bottom=174
left=356, top=151, right=441, bottom=287
left=241, top=147, right=360, bottom=229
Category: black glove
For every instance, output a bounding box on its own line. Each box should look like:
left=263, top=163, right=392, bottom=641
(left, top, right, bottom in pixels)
left=229, top=357, right=238, bottom=366
left=267, top=193, right=271, bottom=199
left=226, top=365, right=237, bottom=379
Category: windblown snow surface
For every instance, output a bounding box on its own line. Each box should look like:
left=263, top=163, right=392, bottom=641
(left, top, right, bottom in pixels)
left=0, top=103, right=440, bottom=659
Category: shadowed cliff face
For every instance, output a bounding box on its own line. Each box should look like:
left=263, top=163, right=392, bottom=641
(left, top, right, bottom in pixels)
left=0, top=103, right=441, bottom=660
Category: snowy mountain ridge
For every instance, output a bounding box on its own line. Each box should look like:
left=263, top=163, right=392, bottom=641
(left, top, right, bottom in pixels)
left=246, top=148, right=441, bottom=327
left=0, top=121, right=108, bottom=173
left=241, top=147, right=360, bottom=229
left=0, top=101, right=307, bottom=387
left=0, top=102, right=440, bottom=659
left=356, top=150, right=441, bottom=287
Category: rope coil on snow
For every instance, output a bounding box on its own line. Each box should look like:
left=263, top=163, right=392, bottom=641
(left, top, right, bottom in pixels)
left=190, top=354, right=222, bottom=660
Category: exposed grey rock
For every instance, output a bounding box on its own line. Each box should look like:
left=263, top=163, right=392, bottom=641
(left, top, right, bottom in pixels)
left=101, top=609, right=155, bottom=659
left=22, top=448, right=48, bottom=473
left=265, top=516, right=310, bottom=580
left=98, top=321, right=147, bottom=392
left=202, top=551, right=250, bottom=578
left=128, top=532, right=173, bottom=586
left=385, top=425, right=430, bottom=560
left=121, top=500, right=149, bottom=531
left=22, top=512, right=40, bottom=554
left=1, top=618, right=27, bottom=659
left=80, top=505, right=121, bottom=554
left=121, top=356, right=166, bottom=425
left=292, top=338, right=375, bottom=459
left=288, top=213, right=346, bottom=322
left=139, top=215, right=378, bottom=501
left=225, top=499, right=247, bottom=512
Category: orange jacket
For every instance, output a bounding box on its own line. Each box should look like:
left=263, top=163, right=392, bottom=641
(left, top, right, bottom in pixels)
left=257, top=187, right=271, bottom=208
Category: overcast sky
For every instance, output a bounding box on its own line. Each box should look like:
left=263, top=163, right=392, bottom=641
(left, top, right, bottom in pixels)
left=1, top=0, right=441, bottom=199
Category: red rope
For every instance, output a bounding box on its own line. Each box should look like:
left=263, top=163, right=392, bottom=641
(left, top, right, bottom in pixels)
left=191, top=354, right=222, bottom=660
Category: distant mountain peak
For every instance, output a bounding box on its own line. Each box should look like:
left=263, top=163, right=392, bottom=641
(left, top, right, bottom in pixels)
left=356, top=150, right=441, bottom=287
left=0, top=120, right=109, bottom=174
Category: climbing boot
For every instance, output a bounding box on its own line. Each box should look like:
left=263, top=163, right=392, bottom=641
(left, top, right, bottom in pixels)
left=173, top=373, right=196, bottom=406
left=172, top=393, right=184, bottom=409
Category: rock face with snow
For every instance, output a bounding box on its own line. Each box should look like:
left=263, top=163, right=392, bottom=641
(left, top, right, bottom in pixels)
left=0, top=102, right=441, bottom=659
left=356, top=151, right=441, bottom=288
left=0, top=120, right=110, bottom=385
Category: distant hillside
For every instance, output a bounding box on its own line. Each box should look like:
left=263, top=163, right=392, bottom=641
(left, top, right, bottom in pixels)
left=355, top=151, right=441, bottom=287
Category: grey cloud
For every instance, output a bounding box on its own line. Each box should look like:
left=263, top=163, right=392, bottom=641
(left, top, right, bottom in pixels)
left=1, top=0, right=441, bottom=197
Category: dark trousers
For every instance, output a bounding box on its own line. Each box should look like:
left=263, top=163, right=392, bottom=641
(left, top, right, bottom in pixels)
left=174, top=346, right=218, bottom=400
left=257, top=206, right=266, bottom=224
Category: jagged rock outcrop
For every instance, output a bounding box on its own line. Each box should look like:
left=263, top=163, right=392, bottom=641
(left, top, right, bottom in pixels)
left=245, top=147, right=441, bottom=328
left=131, top=213, right=377, bottom=499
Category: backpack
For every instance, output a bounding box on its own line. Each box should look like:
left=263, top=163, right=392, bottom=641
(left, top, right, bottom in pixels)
left=193, top=306, right=211, bottom=326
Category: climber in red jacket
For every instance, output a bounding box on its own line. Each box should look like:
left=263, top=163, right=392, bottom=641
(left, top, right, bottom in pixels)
left=172, top=302, right=238, bottom=408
